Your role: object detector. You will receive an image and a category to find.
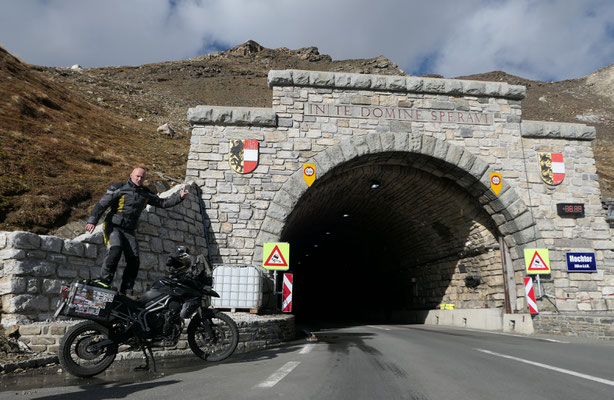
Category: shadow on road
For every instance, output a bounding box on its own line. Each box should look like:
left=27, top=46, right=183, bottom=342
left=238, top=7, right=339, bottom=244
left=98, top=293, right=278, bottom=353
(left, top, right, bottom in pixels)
left=0, top=342, right=308, bottom=395
left=13, top=379, right=181, bottom=400
left=2, top=320, right=381, bottom=395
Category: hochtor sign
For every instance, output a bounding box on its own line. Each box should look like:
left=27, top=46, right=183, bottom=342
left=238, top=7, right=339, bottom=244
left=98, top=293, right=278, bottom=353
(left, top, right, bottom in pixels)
left=566, top=252, right=597, bottom=273
left=306, top=103, right=493, bottom=125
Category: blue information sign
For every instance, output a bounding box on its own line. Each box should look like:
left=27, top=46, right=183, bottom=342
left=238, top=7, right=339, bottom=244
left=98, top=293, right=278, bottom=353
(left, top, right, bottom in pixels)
left=566, top=252, right=597, bottom=273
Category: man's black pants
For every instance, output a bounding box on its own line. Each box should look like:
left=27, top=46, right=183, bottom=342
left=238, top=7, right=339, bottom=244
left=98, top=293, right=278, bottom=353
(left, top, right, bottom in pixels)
left=101, top=224, right=140, bottom=293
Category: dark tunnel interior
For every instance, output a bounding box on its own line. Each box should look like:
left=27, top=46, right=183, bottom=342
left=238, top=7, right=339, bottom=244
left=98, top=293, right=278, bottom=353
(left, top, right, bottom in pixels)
left=280, top=152, right=500, bottom=323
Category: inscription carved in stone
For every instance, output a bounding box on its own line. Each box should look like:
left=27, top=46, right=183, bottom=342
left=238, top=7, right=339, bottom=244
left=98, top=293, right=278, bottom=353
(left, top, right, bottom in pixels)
left=305, top=103, right=493, bottom=125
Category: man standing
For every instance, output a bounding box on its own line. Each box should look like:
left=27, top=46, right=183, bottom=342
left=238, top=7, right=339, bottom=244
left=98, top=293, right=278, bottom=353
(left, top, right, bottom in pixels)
left=85, top=167, right=189, bottom=294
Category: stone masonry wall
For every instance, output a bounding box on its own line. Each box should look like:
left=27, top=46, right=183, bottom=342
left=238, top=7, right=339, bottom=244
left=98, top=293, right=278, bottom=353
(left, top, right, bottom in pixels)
left=0, top=183, right=207, bottom=326
left=516, top=123, right=614, bottom=313
left=186, top=72, right=527, bottom=268
left=186, top=69, right=614, bottom=317
left=12, top=313, right=294, bottom=360
left=533, top=313, right=614, bottom=339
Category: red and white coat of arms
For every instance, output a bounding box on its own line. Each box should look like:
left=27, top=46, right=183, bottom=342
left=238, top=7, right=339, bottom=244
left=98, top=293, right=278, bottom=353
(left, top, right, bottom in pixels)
left=538, top=152, right=565, bottom=185
left=229, top=140, right=259, bottom=174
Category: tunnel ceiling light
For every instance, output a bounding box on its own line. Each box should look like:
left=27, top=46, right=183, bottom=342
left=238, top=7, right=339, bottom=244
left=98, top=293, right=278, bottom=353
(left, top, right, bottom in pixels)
left=313, top=244, right=319, bottom=248
left=325, top=231, right=331, bottom=235
left=342, top=213, right=350, bottom=218
left=370, top=180, right=381, bottom=189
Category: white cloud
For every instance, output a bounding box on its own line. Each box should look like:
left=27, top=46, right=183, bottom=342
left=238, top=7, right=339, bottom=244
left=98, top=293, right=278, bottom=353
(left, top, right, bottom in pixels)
left=1, top=0, right=613, bottom=80
left=432, top=0, right=614, bottom=80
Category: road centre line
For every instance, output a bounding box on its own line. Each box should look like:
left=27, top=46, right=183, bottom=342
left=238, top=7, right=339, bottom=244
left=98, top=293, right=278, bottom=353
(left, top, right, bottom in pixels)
left=300, top=343, right=316, bottom=354
left=255, top=343, right=316, bottom=388
left=255, top=361, right=301, bottom=389
left=367, top=325, right=391, bottom=331
left=476, top=348, right=614, bottom=387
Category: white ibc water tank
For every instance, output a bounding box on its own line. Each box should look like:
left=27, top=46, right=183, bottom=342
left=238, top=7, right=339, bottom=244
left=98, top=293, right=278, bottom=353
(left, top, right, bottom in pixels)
left=211, top=265, right=263, bottom=309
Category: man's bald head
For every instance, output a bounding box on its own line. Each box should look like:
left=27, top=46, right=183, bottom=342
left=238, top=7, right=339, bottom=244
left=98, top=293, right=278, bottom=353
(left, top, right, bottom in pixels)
left=130, top=167, right=146, bottom=186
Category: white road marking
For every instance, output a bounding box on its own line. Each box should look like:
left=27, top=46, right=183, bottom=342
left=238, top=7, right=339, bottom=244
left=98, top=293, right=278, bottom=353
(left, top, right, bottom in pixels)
left=299, top=343, right=316, bottom=354
left=476, top=348, right=614, bottom=387
left=409, top=325, right=569, bottom=343
left=255, top=361, right=301, bottom=388
left=462, top=327, right=568, bottom=343
left=367, top=325, right=391, bottom=331
left=540, top=338, right=568, bottom=343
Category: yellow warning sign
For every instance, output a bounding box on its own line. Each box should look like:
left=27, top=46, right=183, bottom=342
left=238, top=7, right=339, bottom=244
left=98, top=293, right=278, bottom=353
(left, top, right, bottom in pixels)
left=524, top=248, right=551, bottom=274
left=263, top=242, right=290, bottom=270
left=490, top=172, right=502, bottom=196
left=303, top=164, right=316, bottom=187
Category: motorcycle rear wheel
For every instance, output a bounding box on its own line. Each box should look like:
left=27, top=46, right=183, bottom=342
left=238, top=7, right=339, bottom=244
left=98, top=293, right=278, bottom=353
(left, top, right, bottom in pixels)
left=59, top=320, right=117, bottom=377
left=187, top=311, right=238, bottom=362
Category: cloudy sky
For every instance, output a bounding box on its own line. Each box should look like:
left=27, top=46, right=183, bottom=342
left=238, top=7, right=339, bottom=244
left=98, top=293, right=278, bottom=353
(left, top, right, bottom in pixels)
left=1, top=0, right=614, bottom=81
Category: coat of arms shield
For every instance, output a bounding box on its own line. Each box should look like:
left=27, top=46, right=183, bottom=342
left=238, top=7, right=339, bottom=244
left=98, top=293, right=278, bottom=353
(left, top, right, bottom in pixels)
left=538, top=152, right=565, bottom=185
left=229, top=139, right=259, bottom=174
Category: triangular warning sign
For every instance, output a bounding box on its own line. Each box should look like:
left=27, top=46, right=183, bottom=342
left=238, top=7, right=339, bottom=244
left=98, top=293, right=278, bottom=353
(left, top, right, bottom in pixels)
left=264, top=245, right=288, bottom=267
left=527, top=251, right=550, bottom=273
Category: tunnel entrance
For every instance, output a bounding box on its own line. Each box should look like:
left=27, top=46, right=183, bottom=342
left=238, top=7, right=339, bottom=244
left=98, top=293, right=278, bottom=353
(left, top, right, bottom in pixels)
left=280, top=152, right=504, bottom=323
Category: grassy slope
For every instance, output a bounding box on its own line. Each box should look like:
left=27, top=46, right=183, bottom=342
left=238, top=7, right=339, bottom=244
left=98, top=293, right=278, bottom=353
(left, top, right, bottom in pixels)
left=0, top=46, right=189, bottom=233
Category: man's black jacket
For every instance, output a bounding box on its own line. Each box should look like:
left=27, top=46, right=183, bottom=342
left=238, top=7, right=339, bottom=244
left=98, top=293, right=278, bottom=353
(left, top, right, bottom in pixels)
left=87, top=180, right=183, bottom=231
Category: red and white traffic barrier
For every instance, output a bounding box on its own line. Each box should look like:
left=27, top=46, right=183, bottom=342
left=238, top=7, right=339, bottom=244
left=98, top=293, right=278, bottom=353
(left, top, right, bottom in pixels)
left=524, top=277, right=538, bottom=314
left=282, top=273, right=293, bottom=313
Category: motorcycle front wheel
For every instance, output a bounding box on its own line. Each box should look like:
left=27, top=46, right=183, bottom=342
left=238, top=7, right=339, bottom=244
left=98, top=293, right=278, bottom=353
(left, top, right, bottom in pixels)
left=187, top=311, right=238, bottom=362
left=58, top=320, right=117, bottom=377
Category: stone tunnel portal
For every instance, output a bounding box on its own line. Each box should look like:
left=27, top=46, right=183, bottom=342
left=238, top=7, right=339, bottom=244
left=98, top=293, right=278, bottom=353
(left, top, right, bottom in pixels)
left=281, top=152, right=505, bottom=323
left=180, top=69, right=612, bottom=336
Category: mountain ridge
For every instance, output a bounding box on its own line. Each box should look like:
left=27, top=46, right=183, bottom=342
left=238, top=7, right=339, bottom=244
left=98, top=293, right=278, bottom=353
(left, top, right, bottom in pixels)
left=1, top=40, right=613, bottom=235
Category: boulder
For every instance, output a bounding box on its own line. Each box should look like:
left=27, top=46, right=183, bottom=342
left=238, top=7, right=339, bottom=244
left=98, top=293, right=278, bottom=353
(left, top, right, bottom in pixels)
left=157, top=123, right=176, bottom=137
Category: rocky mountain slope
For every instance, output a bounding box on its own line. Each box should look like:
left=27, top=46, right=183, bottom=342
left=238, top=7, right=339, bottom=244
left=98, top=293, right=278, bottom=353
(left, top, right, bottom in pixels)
left=1, top=40, right=613, bottom=236
left=0, top=45, right=190, bottom=234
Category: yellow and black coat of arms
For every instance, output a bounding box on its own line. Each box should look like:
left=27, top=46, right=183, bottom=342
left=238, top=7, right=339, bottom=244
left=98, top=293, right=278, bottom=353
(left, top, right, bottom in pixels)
left=229, top=140, right=259, bottom=174
left=538, top=152, right=565, bottom=185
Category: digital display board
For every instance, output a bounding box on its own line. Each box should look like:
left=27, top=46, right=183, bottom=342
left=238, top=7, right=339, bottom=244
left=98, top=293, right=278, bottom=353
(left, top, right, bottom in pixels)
left=556, top=203, right=585, bottom=217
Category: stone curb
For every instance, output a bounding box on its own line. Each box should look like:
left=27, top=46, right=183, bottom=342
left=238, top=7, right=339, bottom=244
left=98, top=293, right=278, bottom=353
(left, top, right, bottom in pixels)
left=0, top=355, right=58, bottom=374
left=267, top=69, right=526, bottom=100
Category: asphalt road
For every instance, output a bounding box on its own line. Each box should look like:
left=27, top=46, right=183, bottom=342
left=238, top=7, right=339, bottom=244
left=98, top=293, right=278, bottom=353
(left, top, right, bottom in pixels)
left=1, top=324, right=614, bottom=399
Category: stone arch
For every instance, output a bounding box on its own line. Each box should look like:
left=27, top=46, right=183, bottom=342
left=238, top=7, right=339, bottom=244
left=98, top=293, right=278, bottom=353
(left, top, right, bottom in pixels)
left=255, top=132, right=543, bottom=314
left=256, top=132, right=540, bottom=261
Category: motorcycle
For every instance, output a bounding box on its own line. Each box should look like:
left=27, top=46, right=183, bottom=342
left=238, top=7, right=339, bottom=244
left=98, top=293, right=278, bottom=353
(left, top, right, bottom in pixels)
left=53, top=246, right=239, bottom=377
